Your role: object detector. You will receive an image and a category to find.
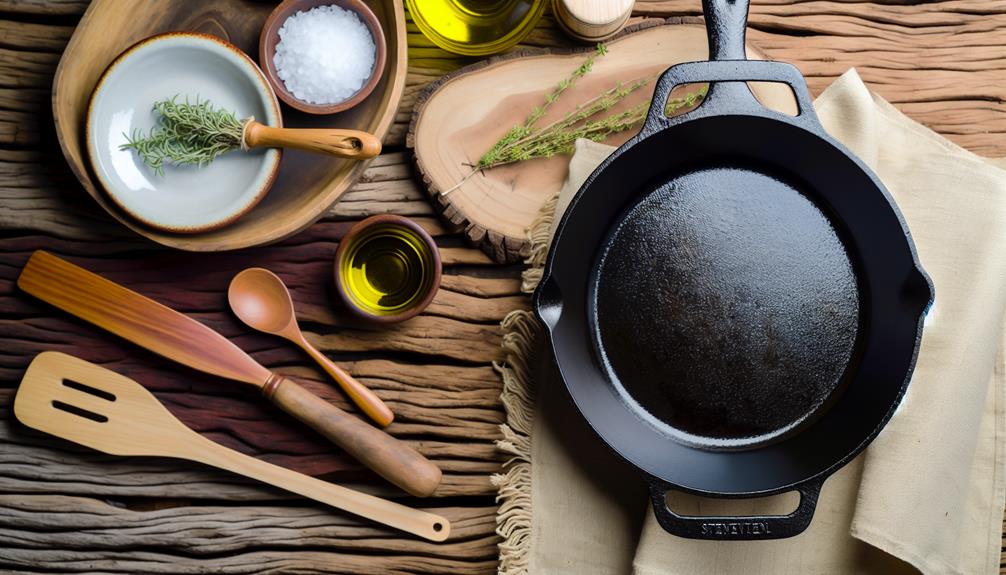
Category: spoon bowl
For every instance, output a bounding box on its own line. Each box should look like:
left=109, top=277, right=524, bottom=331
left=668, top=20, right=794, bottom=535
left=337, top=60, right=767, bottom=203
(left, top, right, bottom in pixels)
left=228, top=267, right=298, bottom=335
left=228, top=268, right=395, bottom=427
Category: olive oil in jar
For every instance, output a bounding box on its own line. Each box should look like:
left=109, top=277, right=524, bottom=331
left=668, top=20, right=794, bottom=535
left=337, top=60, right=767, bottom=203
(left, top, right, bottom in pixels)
left=406, top=0, right=546, bottom=56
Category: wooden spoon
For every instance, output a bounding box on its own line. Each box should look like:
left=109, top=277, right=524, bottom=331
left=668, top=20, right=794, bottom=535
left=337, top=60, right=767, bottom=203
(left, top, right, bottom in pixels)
left=14, top=352, right=448, bottom=542
left=242, top=121, right=381, bottom=159
left=229, top=268, right=395, bottom=427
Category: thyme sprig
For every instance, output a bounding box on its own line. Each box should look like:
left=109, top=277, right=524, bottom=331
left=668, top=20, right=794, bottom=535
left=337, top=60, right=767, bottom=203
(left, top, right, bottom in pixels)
left=443, top=44, right=707, bottom=195
left=120, top=97, right=246, bottom=176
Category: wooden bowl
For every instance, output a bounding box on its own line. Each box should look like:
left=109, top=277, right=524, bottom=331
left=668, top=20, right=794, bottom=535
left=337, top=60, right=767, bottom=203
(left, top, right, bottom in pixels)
left=260, top=0, right=387, bottom=115
left=52, top=0, right=406, bottom=252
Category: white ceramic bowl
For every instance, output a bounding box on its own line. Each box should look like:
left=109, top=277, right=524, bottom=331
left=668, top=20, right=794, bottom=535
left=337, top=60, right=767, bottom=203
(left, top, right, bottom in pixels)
left=87, top=33, right=282, bottom=233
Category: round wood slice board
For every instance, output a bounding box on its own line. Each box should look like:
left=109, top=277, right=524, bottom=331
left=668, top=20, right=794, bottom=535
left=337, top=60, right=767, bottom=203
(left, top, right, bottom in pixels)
left=52, top=0, right=407, bottom=252
left=408, top=19, right=797, bottom=263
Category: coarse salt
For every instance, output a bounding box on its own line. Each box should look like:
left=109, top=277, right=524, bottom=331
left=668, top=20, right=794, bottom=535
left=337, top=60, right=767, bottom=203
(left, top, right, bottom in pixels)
left=273, top=5, right=376, bottom=105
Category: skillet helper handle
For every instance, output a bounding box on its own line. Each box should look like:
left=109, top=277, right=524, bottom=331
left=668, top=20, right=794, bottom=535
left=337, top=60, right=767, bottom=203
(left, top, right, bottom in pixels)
left=243, top=120, right=382, bottom=159
left=648, top=478, right=823, bottom=540
left=642, top=60, right=819, bottom=134
left=644, top=0, right=819, bottom=134
left=263, top=375, right=442, bottom=497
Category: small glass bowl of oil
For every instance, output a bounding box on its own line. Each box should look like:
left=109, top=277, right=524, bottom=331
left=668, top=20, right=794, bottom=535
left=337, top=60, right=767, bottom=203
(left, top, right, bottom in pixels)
left=405, top=0, right=546, bottom=56
left=334, top=214, right=441, bottom=323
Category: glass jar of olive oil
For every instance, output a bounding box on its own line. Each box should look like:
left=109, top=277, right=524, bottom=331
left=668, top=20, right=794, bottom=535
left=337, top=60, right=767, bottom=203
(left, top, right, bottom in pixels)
left=406, top=0, right=546, bottom=56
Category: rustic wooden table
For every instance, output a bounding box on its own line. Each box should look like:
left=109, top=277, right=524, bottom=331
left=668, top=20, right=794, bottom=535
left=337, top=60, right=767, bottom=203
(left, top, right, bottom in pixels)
left=0, top=1, right=1003, bottom=573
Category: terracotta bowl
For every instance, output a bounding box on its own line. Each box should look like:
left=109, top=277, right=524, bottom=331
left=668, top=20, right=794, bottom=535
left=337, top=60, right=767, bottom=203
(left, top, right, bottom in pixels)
left=260, top=0, right=387, bottom=115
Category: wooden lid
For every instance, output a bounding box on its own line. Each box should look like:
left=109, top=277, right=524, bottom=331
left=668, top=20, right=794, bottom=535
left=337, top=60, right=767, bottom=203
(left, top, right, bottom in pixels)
left=554, top=0, right=634, bottom=42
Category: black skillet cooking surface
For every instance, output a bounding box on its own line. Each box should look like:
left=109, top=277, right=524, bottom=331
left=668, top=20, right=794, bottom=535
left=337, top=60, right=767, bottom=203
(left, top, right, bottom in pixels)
left=536, top=0, right=933, bottom=540
left=596, top=167, right=860, bottom=446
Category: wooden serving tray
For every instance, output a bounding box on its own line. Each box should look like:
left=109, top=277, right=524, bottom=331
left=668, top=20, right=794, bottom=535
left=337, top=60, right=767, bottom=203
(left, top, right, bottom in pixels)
left=52, top=0, right=407, bottom=252
left=409, top=20, right=796, bottom=263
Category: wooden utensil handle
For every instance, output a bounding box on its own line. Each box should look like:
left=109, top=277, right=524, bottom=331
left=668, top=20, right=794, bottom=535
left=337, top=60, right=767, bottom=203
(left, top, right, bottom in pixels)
left=300, top=340, right=394, bottom=427
left=187, top=434, right=449, bottom=541
left=264, top=375, right=441, bottom=497
left=244, top=121, right=381, bottom=159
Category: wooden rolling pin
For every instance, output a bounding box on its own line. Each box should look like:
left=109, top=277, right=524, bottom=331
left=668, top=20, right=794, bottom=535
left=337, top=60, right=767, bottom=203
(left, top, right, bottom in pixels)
left=16, top=251, right=442, bottom=497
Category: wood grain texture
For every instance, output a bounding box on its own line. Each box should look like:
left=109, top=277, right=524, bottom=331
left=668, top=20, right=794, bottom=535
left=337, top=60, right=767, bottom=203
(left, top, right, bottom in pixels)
left=17, top=250, right=443, bottom=498
left=0, top=0, right=1003, bottom=573
left=229, top=267, right=397, bottom=427
left=15, top=352, right=449, bottom=541
left=267, top=374, right=443, bottom=497
left=243, top=122, right=384, bottom=159
left=408, top=22, right=795, bottom=263
left=52, top=0, right=407, bottom=251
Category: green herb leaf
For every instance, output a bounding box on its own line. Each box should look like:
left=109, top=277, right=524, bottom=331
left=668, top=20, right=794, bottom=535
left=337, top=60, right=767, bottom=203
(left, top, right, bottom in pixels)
left=468, top=44, right=708, bottom=177
left=120, top=96, right=245, bottom=176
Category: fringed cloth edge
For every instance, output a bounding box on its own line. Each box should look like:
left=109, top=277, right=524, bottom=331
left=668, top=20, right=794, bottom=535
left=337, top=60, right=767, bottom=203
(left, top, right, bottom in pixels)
left=491, top=191, right=559, bottom=575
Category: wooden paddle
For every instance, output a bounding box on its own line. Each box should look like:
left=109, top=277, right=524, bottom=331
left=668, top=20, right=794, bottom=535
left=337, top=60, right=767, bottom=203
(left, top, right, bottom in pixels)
left=16, top=250, right=442, bottom=497
left=13, top=352, right=449, bottom=541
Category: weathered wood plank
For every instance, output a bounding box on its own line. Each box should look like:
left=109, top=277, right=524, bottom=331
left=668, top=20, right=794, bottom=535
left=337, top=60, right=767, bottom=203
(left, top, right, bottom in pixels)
left=0, top=495, right=498, bottom=560
left=0, top=19, right=74, bottom=51
left=0, top=1, right=1003, bottom=573
left=0, top=0, right=88, bottom=16
left=0, top=47, right=58, bottom=88
left=1, top=547, right=498, bottom=575
left=0, top=154, right=508, bottom=267
left=0, top=405, right=499, bottom=498
left=0, top=2, right=999, bottom=153
left=0, top=281, right=510, bottom=477
left=629, top=0, right=1006, bottom=156
left=399, top=4, right=1006, bottom=154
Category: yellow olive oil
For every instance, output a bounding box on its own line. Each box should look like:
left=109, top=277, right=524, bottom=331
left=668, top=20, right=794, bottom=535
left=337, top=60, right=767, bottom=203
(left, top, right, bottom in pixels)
left=340, top=226, right=436, bottom=317
left=405, top=0, right=546, bottom=56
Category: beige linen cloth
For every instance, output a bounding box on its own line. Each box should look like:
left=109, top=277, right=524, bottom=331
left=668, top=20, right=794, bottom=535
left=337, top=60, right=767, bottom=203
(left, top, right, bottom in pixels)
left=493, top=69, right=1006, bottom=575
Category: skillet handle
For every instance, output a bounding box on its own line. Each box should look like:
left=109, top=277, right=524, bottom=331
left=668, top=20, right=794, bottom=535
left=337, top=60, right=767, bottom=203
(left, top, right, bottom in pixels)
left=648, top=477, right=823, bottom=540
left=704, top=0, right=750, bottom=60
left=642, top=60, right=819, bottom=135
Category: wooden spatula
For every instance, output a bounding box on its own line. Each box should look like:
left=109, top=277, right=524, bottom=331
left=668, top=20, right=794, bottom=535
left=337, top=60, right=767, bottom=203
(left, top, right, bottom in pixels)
left=13, top=352, right=450, bottom=542
left=16, top=250, right=441, bottom=497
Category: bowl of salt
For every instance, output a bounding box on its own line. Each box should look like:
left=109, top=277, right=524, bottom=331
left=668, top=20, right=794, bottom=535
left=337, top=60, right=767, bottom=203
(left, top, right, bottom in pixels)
left=260, top=0, right=386, bottom=115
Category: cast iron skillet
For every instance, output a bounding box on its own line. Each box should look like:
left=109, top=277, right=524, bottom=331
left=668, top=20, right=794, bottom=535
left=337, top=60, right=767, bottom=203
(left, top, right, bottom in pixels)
left=535, top=0, right=933, bottom=540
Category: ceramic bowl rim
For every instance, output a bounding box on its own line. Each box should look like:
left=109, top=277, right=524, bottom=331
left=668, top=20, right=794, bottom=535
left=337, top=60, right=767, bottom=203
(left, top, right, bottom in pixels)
left=85, top=31, right=283, bottom=234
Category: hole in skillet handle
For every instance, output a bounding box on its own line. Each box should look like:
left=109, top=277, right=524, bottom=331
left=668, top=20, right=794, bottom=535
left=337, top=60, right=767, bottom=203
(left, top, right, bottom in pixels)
left=642, top=62, right=820, bottom=136
left=647, top=476, right=824, bottom=540
left=660, top=81, right=799, bottom=121
left=641, top=0, right=821, bottom=137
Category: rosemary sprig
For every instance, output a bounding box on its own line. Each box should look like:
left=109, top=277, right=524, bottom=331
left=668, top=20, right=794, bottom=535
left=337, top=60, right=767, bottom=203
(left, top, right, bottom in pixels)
left=479, top=76, right=654, bottom=168
left=443, top=44, right=707, bottom=195
left=478, top=44, right=607, bottom=171
left=120, top=97, right=246, bottom=176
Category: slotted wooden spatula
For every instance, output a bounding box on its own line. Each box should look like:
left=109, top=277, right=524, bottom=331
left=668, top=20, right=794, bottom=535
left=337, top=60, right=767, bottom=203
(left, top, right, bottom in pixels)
left=13, top=352, right=450, bottom=542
